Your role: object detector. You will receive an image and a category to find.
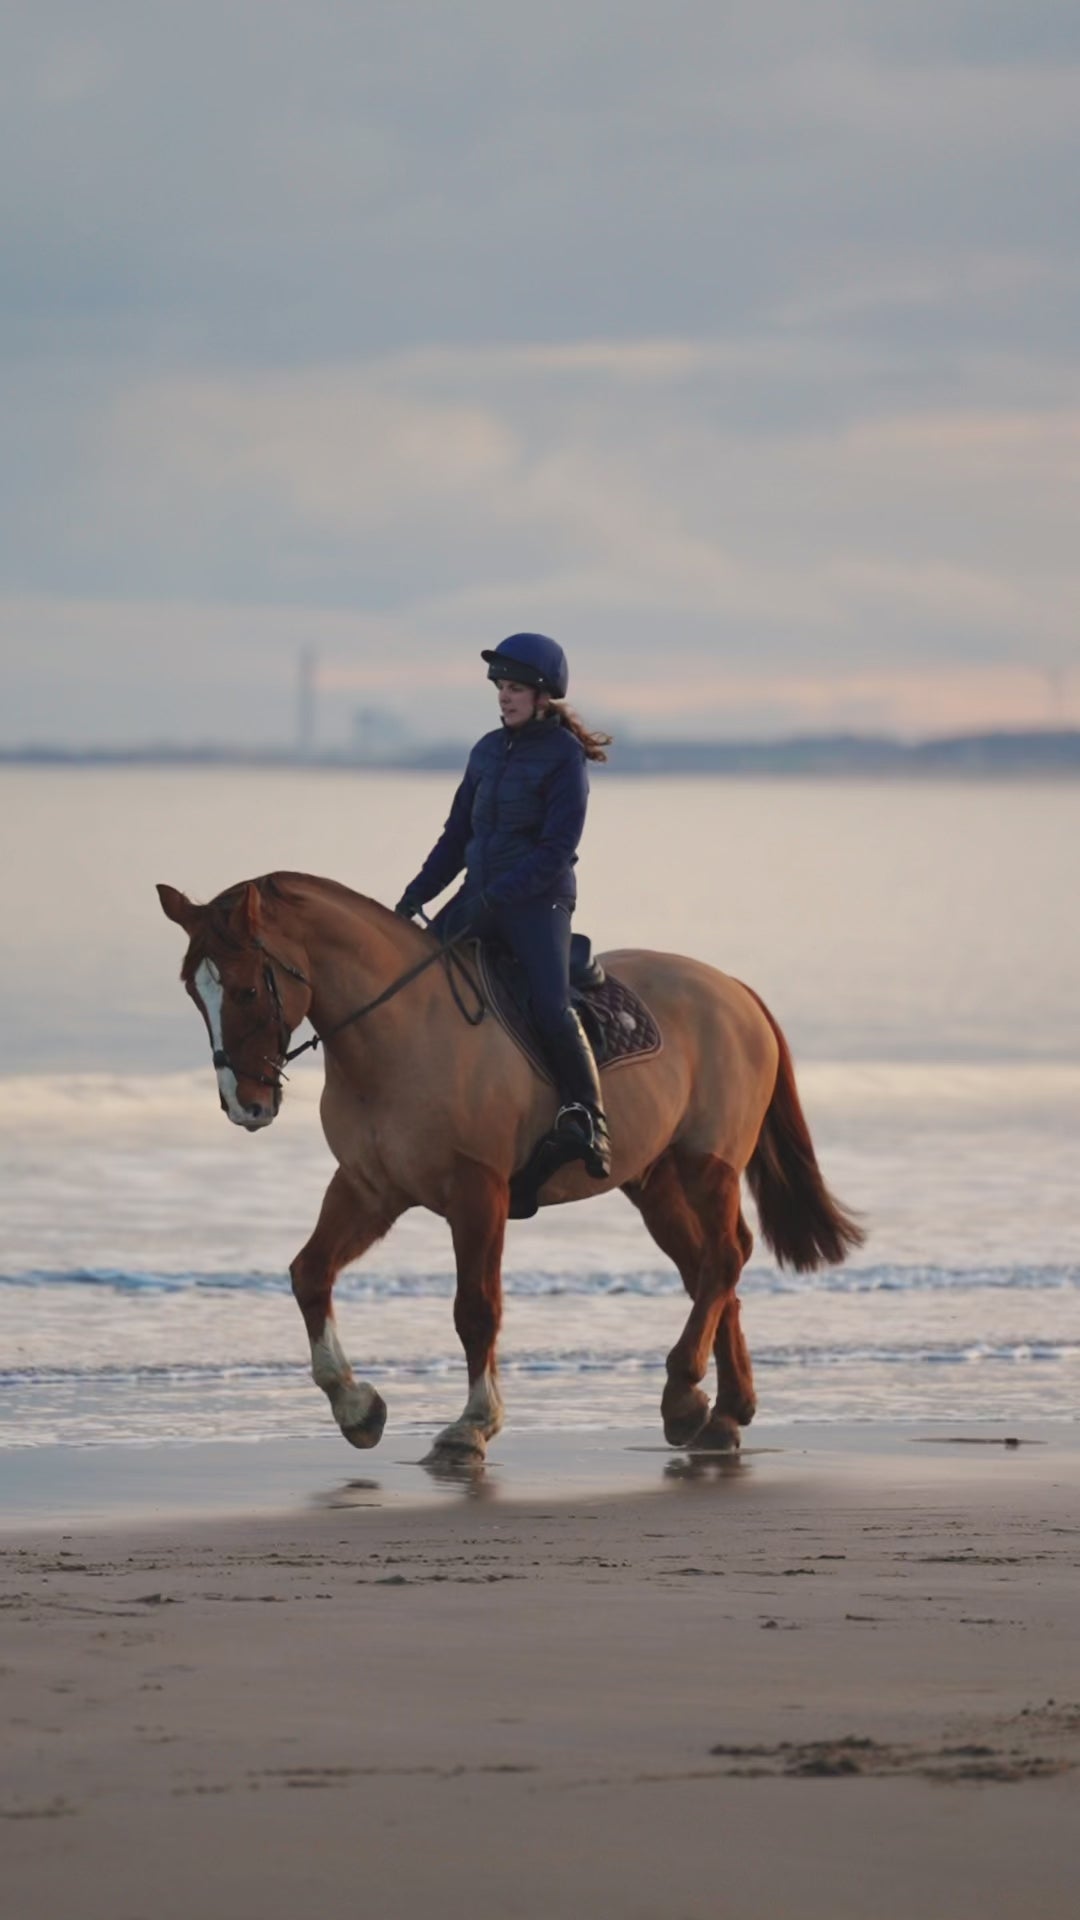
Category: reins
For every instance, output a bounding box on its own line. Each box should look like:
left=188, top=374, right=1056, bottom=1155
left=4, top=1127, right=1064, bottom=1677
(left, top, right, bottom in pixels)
left=278, top=925, right=485, bottom=1068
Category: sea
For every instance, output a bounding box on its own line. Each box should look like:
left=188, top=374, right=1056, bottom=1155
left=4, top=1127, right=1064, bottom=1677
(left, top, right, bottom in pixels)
left=1, top=766, right=1078, bottom=1463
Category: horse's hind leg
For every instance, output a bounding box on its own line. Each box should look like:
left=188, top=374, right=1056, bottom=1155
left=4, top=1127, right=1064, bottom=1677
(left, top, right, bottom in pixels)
left=625, top=1157, right=753, bottom=1450
left=425, top=1156, right=509, bottom=1464
left=623, top=1155, right=702, bottom=1285
left=637, top=1154, right=745, bottom=1448
left=290, top=1168, right=401, bottom=1450
left=704, top=1214, right=757, bottom=1445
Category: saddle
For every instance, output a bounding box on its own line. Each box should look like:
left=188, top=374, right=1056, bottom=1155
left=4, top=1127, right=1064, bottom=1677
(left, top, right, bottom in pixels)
left=471, top=932, right=663, bottom=1083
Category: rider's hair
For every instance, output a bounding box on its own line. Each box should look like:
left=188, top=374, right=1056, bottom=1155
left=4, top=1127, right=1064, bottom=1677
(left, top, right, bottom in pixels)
left=544, top=700, right=613, bottom=763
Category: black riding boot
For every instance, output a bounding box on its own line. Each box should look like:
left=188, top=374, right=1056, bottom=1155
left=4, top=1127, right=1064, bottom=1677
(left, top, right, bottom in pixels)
left=543, top=1007, right=612, bottom=1180
left=507, top=1008, right=612, bottom=1219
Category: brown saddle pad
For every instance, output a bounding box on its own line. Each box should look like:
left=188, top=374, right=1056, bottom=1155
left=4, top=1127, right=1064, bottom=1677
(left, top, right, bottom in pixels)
left=473, top=942, right=663, bottom=1084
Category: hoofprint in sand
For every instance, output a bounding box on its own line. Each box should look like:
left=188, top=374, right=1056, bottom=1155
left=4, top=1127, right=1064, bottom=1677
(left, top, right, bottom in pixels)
left=3, top=1436, right=1078, bottom=1920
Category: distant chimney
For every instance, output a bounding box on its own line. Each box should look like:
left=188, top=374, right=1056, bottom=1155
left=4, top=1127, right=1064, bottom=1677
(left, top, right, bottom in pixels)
left=297, top=646, right=317, bottom=760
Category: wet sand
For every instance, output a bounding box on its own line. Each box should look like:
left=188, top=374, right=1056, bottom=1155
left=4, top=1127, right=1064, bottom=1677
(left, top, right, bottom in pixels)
left=3, top=1428, right=1079, bottom=1920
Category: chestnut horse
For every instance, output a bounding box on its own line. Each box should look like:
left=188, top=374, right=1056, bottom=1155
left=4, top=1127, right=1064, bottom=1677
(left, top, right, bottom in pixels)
left=158, top=872, right=862, bottom=1460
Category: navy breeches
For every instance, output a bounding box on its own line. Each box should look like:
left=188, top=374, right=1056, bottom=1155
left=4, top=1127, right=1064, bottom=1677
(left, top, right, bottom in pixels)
left=475, top=897, right=573, bottom=1036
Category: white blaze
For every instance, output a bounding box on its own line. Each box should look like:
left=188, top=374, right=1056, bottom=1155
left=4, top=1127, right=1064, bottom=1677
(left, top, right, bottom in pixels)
left=194, top=959, right=256, bottom=1127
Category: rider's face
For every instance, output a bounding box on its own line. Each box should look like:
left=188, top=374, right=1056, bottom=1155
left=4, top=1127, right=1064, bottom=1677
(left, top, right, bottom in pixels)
left=495, top=679, right=542, bottom=728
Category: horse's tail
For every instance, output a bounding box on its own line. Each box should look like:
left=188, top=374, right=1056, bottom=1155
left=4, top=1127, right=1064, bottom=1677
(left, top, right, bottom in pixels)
left=743, top=990, right=865, bottom=1273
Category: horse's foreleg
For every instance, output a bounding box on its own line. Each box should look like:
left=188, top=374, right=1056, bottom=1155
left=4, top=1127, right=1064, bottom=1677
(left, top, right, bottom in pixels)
left=425, top=1157, right=509, bottom=1464
left=660, top=1154, right=745, bottom=1449
left=290, top=1168, right=400, bottom=1450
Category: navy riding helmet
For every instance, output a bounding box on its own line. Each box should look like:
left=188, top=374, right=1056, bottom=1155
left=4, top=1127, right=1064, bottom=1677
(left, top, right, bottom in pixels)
left=481, top=633, right=569, bottom=701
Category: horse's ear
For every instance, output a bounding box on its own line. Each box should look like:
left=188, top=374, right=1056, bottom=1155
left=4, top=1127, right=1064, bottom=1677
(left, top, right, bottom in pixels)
left=157, top=884, right=198, bottom=931
left=232, top=881, right=263, bottom=939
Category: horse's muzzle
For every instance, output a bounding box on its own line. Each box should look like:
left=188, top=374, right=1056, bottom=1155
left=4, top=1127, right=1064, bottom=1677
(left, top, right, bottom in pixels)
left=218, top=1080, right=281, bottom=1130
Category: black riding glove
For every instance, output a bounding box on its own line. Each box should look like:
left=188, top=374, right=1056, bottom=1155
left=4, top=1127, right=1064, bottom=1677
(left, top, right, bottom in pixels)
left=394, top=890, right=425, bottom=921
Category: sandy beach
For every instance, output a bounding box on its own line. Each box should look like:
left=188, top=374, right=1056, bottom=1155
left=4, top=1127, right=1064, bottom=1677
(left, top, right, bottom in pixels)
left=3, top=1429, right=1078, bottom=1920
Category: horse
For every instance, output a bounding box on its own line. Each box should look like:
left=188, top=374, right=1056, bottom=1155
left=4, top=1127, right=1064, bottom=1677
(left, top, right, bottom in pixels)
left=157, top=871, right=863, bottom=1461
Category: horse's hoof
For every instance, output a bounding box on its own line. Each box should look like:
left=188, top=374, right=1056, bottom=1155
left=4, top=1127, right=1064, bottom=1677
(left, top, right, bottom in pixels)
left=421, top=1452, right=485, bottom=1485
left=661, top=1385, right=710, bottom=1449
left=694, top=1415, right=742, bottom=1454
left=423, top=1424, right=487, bottom=1464
left=340, top=1391, right=387, bottom=1450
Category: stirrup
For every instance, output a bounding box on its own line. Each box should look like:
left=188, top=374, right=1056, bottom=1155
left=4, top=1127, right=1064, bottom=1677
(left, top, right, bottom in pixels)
left=555, top=1102, right=596, bottom=1143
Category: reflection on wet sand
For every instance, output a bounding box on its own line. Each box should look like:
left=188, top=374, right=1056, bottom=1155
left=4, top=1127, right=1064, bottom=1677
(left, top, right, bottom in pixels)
left=313, top=1443, right=748, bottom=1514
left=662, top=1450, right=746, bottom=1485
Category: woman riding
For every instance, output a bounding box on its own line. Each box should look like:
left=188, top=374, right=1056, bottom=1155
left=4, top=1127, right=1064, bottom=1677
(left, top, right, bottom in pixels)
left=395, top=633, right=612, bottom=1181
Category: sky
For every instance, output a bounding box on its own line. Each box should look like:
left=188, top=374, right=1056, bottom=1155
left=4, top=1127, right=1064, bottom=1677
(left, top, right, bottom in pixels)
left=2, top=0, right=1078, bottom=748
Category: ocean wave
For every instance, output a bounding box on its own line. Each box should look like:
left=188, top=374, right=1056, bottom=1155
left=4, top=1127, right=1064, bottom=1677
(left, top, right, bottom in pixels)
left=5, top=1060, right=1080, bottom=1119
left=2, top=1262, right=1078, bottom=1300
left=2, top=1338, right=1077, bottom=1391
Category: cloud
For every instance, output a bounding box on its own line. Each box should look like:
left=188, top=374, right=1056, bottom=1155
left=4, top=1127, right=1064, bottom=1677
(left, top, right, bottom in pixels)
left=5, top=3, right=1079, bottom=356
left=75, top=352, right=1080, bottom=639
left=2, top=2, right=1079, bottom=741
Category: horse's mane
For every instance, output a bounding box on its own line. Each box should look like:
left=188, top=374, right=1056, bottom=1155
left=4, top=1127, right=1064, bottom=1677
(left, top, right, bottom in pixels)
left=181, top=872, right=399, bottom=980
left=258, top=871, right=400, bottom=924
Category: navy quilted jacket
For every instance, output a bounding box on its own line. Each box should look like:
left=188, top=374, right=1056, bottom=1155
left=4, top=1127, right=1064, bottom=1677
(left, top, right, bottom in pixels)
left=407, top=714, right=589, bottom=909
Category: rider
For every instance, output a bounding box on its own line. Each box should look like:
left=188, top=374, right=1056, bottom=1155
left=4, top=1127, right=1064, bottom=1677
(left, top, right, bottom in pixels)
left=395, top=633, right=612, bottom=1181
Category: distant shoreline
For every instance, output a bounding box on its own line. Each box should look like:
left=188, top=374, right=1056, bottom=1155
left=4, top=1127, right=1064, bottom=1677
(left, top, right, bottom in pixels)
left=3, top=727, right=1080, bottom=778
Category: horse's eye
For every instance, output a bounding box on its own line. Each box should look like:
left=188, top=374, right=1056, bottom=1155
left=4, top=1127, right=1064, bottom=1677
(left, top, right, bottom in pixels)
left=234, top=986, right=258, bottom=1004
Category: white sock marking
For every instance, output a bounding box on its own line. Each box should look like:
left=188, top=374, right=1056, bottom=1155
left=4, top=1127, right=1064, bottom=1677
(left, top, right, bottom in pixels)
left=310, top=1320, right=350, bottom=1391
left=311, top=1321, right=381, bottom=1432
left=463, top=1369, right=503, bottom=1433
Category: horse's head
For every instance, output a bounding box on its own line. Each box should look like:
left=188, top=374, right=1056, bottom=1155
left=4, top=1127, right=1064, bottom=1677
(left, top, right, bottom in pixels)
left=157, top=880, right=313, bottom=1132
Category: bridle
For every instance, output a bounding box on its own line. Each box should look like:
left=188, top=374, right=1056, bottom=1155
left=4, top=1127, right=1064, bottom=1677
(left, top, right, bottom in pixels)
left=204, top=942, right=312, bottom=1093
left=206, top=927, right=484, bottom=1093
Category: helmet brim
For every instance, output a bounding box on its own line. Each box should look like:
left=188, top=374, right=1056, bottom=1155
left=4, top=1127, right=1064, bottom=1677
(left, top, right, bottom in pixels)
left=481, top=651, right=545, bottom=690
